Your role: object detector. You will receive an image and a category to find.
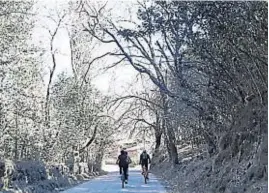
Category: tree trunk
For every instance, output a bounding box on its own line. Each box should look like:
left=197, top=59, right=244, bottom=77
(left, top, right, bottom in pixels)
left=165, top=130, right=179, bottom=164
left=155, top=131, right=162, bottom=151
left=14, top=110, right=18, bottom=160
left=151, top=130, right=162, bottom=168
left=20, top=140, right=26, bottom=160
left=162, top=91, right=179, bottom=165
left=169, top=141, right=179, bottom=164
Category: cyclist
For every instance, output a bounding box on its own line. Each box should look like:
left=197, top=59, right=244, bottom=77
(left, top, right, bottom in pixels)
left=118, top=148, right=127, bottom=176
left=139, top=150, right=151, bottom=179
left=116, top=150, right=132, bottom=183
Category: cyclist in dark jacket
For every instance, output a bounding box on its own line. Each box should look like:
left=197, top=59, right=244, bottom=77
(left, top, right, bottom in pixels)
left=117, top=148, right=127, bottom=175
left=116, top=150, right=132, bottom=183
left=139, top=150, right=151, bottom=179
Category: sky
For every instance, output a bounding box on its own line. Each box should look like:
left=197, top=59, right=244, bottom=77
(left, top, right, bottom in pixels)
left=32, top=0, right=145, bottom=96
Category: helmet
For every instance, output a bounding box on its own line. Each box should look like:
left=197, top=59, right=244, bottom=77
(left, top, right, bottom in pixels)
left=143, top=150, right=146, bottom=153
left=121, top=150, right=125, bottom=155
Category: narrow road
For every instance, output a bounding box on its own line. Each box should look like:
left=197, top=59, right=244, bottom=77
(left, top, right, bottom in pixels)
left=62, top=167, right=166, bottom=193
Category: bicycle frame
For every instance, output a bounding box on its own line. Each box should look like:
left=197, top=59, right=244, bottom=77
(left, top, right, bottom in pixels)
left=121, top=167, right=128, bottom=188
left=142, top=166, right=148, bottom=184
left=121, top=173, right=125, bottom=188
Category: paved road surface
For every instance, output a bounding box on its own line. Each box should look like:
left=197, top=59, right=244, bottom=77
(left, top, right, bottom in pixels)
left=62, top=166, right=166, bottom=193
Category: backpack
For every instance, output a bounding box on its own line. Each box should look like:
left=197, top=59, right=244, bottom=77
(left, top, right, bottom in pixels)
left=119, top=154, right=128, bottom=167
left=141, top=153, right=148, bottom=161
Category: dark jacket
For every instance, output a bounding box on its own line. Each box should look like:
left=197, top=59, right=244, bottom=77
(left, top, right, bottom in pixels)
left=139, top=152, right=151, bottom=164
left=117, top=152, right=132, bottom=167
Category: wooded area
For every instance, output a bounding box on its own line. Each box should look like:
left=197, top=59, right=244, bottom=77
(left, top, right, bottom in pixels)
left=0, top=1, right=267, bottom=192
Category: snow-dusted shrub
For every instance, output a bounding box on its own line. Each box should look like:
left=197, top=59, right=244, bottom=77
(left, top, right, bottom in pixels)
left=15, top=161, right=47, bottom=183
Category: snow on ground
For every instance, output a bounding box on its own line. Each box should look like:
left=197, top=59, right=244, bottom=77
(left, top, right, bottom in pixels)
left=61, top=165, right=166, bottom=193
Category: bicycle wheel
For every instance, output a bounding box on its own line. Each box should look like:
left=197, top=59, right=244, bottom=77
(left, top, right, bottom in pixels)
left=144, top=172, right=147, bottom=184
left=121, top=174, right=125, bottom=188
left=142, top=166, right=147, bottom=184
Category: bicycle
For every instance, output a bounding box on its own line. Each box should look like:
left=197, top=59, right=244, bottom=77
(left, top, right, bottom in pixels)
left=142, top=165, right=148, bottom=184
left=121, top=172, right=126, bottom=188
left=121, top=168, right=128, bottom=188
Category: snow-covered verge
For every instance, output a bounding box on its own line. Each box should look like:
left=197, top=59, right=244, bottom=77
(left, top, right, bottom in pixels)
left=153, top=152, right=267, bottom=193
left=152, top=100, right=268, bottom=193
left=0, top=160, right=107, bottom=193
left=153, top=135, right=267, bottom=193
